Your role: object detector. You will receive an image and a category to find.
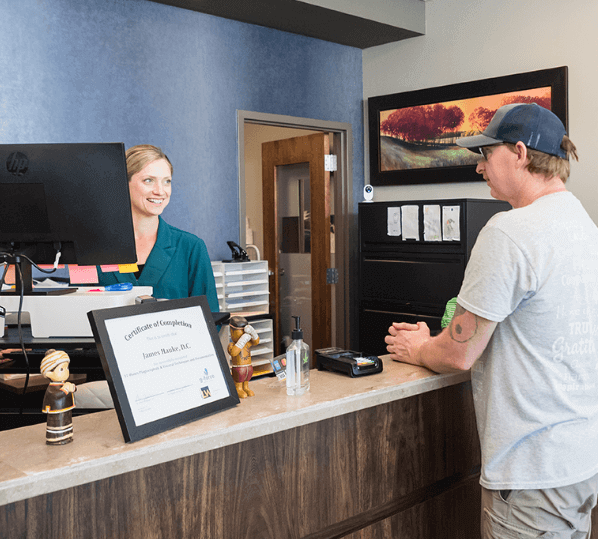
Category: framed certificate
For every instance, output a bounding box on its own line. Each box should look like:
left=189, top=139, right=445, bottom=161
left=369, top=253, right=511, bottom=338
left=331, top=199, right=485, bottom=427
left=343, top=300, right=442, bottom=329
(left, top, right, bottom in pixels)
left=87, top=295, right=239, bottom=443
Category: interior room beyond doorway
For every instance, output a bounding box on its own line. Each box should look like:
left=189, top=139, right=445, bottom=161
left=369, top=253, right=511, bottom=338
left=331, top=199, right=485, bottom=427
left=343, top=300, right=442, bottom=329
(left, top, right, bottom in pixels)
left=239, top=112, right=353, bottom=355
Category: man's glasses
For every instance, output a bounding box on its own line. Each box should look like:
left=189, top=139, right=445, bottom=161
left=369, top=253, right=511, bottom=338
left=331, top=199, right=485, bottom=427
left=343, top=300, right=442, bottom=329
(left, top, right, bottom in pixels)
left=479, top=144, right=502, bottom=160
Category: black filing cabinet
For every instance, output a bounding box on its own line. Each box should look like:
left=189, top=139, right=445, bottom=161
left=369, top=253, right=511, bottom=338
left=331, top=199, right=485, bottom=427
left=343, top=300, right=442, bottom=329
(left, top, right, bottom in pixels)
left=358, top=198, right=510, bottom=356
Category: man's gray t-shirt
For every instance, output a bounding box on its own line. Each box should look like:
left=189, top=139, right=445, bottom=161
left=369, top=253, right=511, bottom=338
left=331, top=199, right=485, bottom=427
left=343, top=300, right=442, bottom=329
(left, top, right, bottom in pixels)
left=458, top=191, right=598, bottom=490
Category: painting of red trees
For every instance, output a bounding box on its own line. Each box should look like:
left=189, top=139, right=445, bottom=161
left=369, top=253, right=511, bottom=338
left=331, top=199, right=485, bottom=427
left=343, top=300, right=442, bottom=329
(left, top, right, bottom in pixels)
left=379, top=87, right=551, bottom=172
left=368, top=66, right=567, bottom=185
left=381, top=104, right=465, bottom=142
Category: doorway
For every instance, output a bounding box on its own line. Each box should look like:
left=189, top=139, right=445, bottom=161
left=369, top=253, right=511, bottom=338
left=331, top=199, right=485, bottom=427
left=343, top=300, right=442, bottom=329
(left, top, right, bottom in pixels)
left=237, top=111, right=353, bottom=356
left=262, top=133, right=331, bottom=358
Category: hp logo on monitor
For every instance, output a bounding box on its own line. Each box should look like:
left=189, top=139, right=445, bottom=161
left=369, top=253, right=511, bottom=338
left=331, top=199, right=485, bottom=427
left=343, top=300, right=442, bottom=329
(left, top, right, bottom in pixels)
left=6, top=152, right=29, bottom=176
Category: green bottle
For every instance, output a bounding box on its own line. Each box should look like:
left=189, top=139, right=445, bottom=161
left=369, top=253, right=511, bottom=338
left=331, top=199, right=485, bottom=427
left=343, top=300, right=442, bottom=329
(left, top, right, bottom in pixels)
left=441, top=297, right=458, bottom=328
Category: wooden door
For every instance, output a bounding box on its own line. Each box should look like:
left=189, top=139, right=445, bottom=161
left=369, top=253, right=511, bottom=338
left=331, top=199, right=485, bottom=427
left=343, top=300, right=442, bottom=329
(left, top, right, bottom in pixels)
left=262, top=133, right=331, bottom=362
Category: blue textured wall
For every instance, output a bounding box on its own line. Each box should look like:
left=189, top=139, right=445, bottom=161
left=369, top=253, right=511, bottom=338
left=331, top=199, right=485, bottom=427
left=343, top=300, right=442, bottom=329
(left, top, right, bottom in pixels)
left=0, top=0, right=363, bottom=261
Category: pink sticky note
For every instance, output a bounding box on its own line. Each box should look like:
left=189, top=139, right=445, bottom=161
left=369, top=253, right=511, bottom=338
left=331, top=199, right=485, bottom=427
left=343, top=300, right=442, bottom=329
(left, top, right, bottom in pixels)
left=3, top=265, right=15, bottom=284
left=38, top=264, right=66, bottom=270
left=68, top=265, right=99, bottom=284
left=100, top=265, right=120, bottom=273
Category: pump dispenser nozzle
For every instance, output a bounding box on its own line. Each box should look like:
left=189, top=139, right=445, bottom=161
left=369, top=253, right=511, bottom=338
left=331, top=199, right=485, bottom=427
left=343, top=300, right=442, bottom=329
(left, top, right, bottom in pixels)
left=291, top=316, right=303, bottom=340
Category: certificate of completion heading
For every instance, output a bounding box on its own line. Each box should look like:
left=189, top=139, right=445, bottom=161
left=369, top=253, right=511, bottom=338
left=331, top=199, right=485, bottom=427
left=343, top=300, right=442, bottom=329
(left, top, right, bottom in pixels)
left=105, top=306, right=229, bottom=426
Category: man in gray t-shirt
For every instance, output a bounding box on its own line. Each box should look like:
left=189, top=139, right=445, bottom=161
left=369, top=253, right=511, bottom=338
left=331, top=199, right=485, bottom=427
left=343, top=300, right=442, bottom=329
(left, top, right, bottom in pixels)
left=385, top=103, right=598, bottom=538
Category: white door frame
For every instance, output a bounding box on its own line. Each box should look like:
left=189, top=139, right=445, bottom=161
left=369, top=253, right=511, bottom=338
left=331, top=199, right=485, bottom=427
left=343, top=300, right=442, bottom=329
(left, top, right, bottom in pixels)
left=237, top=110, right=353, bottom=348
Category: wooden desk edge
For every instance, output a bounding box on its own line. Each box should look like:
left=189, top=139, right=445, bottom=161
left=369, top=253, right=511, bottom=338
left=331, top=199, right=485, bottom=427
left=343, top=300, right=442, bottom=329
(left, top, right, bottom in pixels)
left=0, top=359, right=471, bottom=506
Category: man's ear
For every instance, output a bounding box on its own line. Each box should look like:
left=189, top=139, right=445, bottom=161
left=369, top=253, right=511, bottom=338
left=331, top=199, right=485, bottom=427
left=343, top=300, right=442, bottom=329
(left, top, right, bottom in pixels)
left=514, top=141, right=529, bottom=168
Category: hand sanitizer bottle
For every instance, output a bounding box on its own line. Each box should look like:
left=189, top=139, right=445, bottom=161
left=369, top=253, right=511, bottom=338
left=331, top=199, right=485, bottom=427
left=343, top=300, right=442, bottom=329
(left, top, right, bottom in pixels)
left=286, top=316, right=310, bottom=396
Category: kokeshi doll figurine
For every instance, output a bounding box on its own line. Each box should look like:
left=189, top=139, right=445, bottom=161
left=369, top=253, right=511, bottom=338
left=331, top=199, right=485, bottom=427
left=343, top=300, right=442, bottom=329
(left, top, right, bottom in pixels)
left=227, top=316, right=259, bottom=399
left=40, top=349, right=77, bottom=445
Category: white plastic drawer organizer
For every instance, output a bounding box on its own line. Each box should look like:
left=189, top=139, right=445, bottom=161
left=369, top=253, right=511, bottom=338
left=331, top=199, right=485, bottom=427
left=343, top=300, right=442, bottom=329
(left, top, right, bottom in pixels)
left=212, top=261, right=273, bottom=375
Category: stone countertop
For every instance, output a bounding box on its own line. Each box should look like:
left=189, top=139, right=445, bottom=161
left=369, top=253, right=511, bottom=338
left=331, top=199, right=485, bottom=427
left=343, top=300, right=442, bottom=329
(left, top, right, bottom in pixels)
left=0, top=357, right=470, bottom=506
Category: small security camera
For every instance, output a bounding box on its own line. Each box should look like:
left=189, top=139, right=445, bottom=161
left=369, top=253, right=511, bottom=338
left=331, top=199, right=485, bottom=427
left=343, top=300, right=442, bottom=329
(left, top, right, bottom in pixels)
left=363, top=184, right=374, bottom=202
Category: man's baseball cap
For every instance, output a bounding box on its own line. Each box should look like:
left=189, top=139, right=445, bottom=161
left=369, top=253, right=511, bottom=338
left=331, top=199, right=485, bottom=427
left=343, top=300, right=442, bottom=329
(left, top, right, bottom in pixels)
left=456, top=103, right=567, bottom=159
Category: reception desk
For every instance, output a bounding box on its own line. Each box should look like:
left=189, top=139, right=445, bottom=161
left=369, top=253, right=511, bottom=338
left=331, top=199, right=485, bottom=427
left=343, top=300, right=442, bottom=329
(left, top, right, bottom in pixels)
left=0, top=357, right=481, bottom=538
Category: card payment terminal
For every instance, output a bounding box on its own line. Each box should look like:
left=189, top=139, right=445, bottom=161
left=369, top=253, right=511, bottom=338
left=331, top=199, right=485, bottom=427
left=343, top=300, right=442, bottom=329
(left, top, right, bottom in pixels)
left=316, top=347, right=383, bottom=378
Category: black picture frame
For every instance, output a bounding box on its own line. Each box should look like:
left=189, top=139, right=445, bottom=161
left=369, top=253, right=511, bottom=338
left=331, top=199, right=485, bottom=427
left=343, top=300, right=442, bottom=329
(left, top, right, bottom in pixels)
left=368, top=66, right=568, bottom=186
left=88, top=295, right=239, bottom=443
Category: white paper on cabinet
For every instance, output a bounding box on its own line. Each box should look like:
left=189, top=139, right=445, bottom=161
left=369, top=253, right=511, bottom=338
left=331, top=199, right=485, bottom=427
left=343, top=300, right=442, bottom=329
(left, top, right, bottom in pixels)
left=423, top=205, right=441, bottom=241
left=401, top=205, right=420, bottom=241
left=387, top=207, right=401, bottom=236
left=442, top=206, right=461, bottom=241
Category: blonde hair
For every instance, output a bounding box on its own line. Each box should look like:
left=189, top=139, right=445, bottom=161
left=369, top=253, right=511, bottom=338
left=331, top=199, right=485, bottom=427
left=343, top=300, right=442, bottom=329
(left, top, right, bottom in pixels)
left=125, top=144, right=173, bottom=181
left=505, top=136, right=578, bottom=183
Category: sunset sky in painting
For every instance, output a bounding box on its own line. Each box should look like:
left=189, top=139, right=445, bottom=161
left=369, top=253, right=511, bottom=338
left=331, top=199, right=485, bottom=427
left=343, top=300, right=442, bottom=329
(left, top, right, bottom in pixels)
left=380, top=87, right=551, bottom=133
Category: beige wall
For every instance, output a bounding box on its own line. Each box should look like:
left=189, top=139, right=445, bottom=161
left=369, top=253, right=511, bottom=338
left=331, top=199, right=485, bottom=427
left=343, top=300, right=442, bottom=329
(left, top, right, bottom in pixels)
left=362, top=0, right=598, bottom=223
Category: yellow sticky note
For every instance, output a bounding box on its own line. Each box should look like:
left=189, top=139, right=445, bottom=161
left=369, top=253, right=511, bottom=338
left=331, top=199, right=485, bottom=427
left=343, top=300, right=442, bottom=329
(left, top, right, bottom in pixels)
left=119, top=263, right=139, bottom=273
left=68, top=265, right=100, bottom=284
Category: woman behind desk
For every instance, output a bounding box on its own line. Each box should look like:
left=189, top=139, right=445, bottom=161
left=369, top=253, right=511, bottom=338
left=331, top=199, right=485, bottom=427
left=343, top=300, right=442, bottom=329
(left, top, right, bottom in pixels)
left=77, top=144, right=219, bottom=408
left=98, top=144, right=218, bottom=309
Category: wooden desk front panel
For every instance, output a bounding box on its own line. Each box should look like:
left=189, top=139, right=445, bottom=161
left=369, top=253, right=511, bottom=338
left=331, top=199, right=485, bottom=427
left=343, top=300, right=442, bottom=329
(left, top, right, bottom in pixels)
left=1, top=382, right=481, bottom=539
left=344, top=474, right=481, bottom=539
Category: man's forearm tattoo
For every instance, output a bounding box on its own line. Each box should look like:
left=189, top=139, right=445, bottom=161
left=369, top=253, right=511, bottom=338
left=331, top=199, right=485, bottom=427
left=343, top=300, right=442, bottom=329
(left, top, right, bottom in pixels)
left=448, top=304, right=478, bottom=343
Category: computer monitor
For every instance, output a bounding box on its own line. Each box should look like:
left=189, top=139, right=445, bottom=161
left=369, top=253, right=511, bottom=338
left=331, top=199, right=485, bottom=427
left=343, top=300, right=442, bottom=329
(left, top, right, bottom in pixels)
left=0, top=143, right=137, bottom=295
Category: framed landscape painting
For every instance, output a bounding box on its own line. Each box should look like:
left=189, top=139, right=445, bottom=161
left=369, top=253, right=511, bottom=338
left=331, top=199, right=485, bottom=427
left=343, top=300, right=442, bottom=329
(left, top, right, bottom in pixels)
left=367, top=66, right=568, bottom=186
